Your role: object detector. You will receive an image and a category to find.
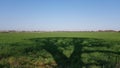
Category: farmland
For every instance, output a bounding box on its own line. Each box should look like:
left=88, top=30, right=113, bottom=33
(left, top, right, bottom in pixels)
left=0, top=32, right=120, bottom=68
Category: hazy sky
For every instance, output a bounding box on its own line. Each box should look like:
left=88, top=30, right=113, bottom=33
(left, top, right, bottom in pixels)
left=0, top=0, right=120, bottom=31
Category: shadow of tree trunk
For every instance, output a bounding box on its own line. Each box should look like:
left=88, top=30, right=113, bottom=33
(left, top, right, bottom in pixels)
left=27, top=37, right=120, bottom=68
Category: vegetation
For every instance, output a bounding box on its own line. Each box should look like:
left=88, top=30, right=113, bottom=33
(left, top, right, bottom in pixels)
left=0, top=32, right=120, bottom=68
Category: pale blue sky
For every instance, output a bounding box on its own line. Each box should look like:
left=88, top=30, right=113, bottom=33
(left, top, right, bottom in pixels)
left=0, top=0, right=120, bottom=31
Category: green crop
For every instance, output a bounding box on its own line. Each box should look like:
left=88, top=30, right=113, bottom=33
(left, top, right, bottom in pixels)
left=0, top=32, right=120, bottom=68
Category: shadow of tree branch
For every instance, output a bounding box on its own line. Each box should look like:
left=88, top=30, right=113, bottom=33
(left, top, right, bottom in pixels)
left=13, top=37, right=119, bottom=68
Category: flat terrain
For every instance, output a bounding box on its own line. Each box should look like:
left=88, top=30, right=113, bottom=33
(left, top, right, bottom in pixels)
left=0, top=32, right=120, bottom=43
left=0, top=32, right=120, bottom=68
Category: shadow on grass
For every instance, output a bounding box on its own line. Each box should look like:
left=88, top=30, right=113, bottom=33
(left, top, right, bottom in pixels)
left=29, top=37, right=120, bottom=68
left=1, top=37, right=120, bottom=68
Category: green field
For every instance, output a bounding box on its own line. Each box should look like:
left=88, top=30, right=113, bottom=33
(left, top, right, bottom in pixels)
left=0, top=32, right=120, bottom=43
left=0, top=32, right=120, bottom=68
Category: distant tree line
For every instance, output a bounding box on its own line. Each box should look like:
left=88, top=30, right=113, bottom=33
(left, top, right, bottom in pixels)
left=98, top=30, right=120, bottom=32
left=0, top=30, right=120, bottom=33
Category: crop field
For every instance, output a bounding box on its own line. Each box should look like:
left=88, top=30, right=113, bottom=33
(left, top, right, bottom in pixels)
left=0, top=32, right=120, bottom=68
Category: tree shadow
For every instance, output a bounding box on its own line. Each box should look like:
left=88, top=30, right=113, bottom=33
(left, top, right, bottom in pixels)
left=28, top=37, right=120, bottom=68
left=2, top=38, right=119, bottom=68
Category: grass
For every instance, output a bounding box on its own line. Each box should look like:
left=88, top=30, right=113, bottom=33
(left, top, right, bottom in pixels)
left=0, top=32, right=120, bottom=68
left=0, top=32, right=120, bottom=43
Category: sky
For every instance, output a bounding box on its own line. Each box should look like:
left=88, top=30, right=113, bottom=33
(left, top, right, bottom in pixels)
left=0, top=0, right=120, bottom=31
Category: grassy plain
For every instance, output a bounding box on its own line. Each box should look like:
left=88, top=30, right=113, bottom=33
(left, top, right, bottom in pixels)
left=0, top=32, right=120, bottom=68
left=0, top=32, right=120, bottom=43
